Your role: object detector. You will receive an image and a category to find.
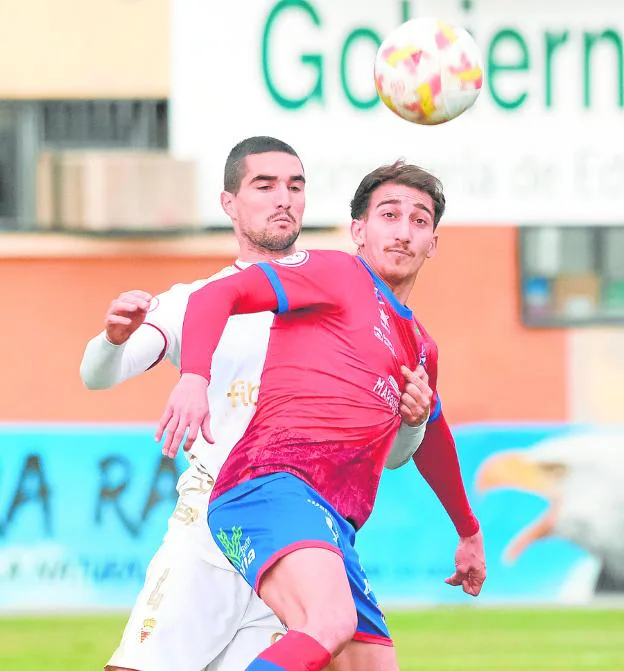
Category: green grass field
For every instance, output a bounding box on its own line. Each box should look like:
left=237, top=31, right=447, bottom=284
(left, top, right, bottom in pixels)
left=1, top=608, right=623, bottom=670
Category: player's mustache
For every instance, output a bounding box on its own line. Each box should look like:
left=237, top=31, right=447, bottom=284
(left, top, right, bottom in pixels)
left=385, top=245, right=413, bottom=256
left=269, top=211, right=296, bottom=223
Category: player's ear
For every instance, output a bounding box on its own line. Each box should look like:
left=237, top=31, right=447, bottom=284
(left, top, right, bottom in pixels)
left=221, top=191, right=236, bottom=219
left=426, top=233, right=439, bottom=259
left=351, top=218, right=365, bottom=247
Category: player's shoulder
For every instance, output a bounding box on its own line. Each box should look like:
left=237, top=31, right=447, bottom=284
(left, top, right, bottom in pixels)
left=413, top=317, right=439, bottom=353
left=151, top=265, right=238, bottom=305
left=267, top=249, right=352, bottom=268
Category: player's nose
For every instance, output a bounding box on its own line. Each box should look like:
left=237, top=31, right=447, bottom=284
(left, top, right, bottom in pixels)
left=273, top=181, right=292, bottom=207
left=394, top=216, right=411, bottom=242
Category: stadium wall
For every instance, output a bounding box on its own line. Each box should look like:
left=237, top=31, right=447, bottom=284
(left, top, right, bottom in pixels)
left=0, top=226, right=569, bottom=424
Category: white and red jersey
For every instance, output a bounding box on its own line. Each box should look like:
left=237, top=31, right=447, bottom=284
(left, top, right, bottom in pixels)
left=181, top=250, right=468, bottom=530
left=144, top=264, right=274, bottom=477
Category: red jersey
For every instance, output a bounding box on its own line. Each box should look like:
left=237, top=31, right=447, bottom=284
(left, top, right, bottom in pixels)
left=182, top=250, right=479, bottom=536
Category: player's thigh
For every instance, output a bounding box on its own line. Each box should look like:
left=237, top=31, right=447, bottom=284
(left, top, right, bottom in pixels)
left=107, top=538, right=252, bottom=671
left=331, top=640, right=399, bottom=671
left=208, top=594, right=286, bottom=671
left=209, top=474, right=357, bottom=648
left=260, top=547, right=355, bottom=632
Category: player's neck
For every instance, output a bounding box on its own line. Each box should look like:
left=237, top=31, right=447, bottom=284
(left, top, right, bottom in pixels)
left=388, top=276, right=417, bottom=304
left=358, top=252, right=417, bottom=305
left=238, top=244, right=297, bottom=264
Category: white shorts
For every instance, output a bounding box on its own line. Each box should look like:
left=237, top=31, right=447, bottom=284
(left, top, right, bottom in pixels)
left=107, top=459, right=285, bottom=671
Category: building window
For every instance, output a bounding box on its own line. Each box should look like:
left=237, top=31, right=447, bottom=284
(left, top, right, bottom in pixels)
left=0, top=104, right=19, bottom=226
left=520, top=226, right=624, bottom=326
left=40, top=100, right=168, bottom=149
left=0, top=100, right=168, bottom=230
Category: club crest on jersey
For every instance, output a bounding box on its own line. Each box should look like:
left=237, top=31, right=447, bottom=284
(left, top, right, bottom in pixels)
left=273, top=250, right=310, bottom=267
left=139, top=618, right=156, bottom=643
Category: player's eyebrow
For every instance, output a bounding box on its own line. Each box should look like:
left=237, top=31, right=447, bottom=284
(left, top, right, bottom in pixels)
left=249, top=174, right=306, bottom=184
left=376, top=198, right=401, bottom=209
left=376, top=198, right=433, bottom=218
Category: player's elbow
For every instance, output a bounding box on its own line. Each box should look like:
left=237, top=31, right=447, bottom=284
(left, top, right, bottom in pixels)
left=385, top=422, right=427, bottom=470
left=79, top=364, right=112, bottom=390
left=384, top=453, right=411, bottom=470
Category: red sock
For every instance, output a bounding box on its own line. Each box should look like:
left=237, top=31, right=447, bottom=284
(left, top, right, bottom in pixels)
left=256, top=630, right=332, bottom=670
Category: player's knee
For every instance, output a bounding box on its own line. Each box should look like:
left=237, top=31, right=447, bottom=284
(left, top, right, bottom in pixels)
left=309, top=600, right=358, bottom=653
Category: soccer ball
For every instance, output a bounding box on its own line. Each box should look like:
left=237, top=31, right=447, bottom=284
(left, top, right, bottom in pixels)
left=374, top=18, right=483, bottom=125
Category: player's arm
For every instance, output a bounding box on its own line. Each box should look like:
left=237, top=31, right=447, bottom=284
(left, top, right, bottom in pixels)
left=385, top=365, right=432, bottom=469
left=414, top=406, right=479, bottom=537
left=80, top=327, right=167, bottom=389
left=414, top=406, right=486, bottom=596
left=80, top=290, right=167, bottom=389
left=179, top=265, right=280, bottom=380
left=157, top=253, right=344, bottom=457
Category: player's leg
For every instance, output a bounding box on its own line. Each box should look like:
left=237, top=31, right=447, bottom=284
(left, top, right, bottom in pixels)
left=106, top=541, right=251, bottom=671
left=208, top=474, right=360, bottom=670
left=207, top=590, right=287, bottom=670
left=107, top=462, right=252, bottom=671
left=259, top=547, right=358, bottom=651
left=329, top=521, right=399, bottom=671
left=331, top=641, right=399, bottom=671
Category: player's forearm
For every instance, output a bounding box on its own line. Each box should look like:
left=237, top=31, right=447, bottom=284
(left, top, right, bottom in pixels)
left=385, top=421, right=427, bottom=469
left=181, top=266, right=278, bottom=380
left=413, top=414, right=480, bottom=537
left=80, top=327, right=166, bottom=389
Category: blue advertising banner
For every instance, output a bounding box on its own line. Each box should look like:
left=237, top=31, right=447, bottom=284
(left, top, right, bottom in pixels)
left=1, top=423, right=622, bottom=610
left=0, top=424, right=184, bottom=610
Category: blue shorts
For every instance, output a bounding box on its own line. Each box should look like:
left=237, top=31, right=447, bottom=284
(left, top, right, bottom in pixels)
left=208, top=472, right=392, bottom=646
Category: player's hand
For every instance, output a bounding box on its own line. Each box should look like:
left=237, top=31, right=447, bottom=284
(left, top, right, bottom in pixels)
left=445, top=529, right=486, bottom=597
left=105, top=290, right=153, bottom=345
left=399, top=365, right=432, bottom=427
left=155, top=373, right=214, bottom=458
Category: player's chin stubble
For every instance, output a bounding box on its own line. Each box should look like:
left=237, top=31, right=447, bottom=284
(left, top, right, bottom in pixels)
left=249, top=227, right=301, bottom=252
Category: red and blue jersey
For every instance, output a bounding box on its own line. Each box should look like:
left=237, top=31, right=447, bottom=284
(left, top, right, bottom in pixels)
left=181, top=250, right=478, bottom=536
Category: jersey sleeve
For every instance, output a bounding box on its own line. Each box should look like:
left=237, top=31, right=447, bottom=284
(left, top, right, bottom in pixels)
left=412, top=330, right=480, bottom=538
left=143, top=283, right=191, bottom=357
left=255, top=250, right=348, bottom=314
left=181, top=252, right=349, bottom=380
left=80, top=282, right=192, bottom=390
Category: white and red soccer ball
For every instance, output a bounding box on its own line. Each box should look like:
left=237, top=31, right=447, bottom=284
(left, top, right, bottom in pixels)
left=374, top=18, right=484, bottom=125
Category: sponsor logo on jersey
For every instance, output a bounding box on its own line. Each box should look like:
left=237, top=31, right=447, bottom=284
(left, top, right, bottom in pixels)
left=373, top=376, right=400, bottom=414
left=216, top=526, right=256, bottom=577
left=419, top=343, right=427, bottom=366
left=373, top=326, right=397, bottom=358
left=325, top=515, right=340, bottom=544
left=374, top=287, right=385, bottom=305
left=307, top=498, right=340, bottom=544
left=379, top=308, right=391, bottom=332
left=273, top=250, right=310, bottom=267
left=171, top=500, right=199, bottom=526
left=227, top=379, right=260, bottom=407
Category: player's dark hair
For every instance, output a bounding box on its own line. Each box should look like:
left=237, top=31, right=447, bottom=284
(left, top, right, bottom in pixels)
left=350, top=160, right=446, bottom=229
left=224, top=136, right=301, bottom=194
